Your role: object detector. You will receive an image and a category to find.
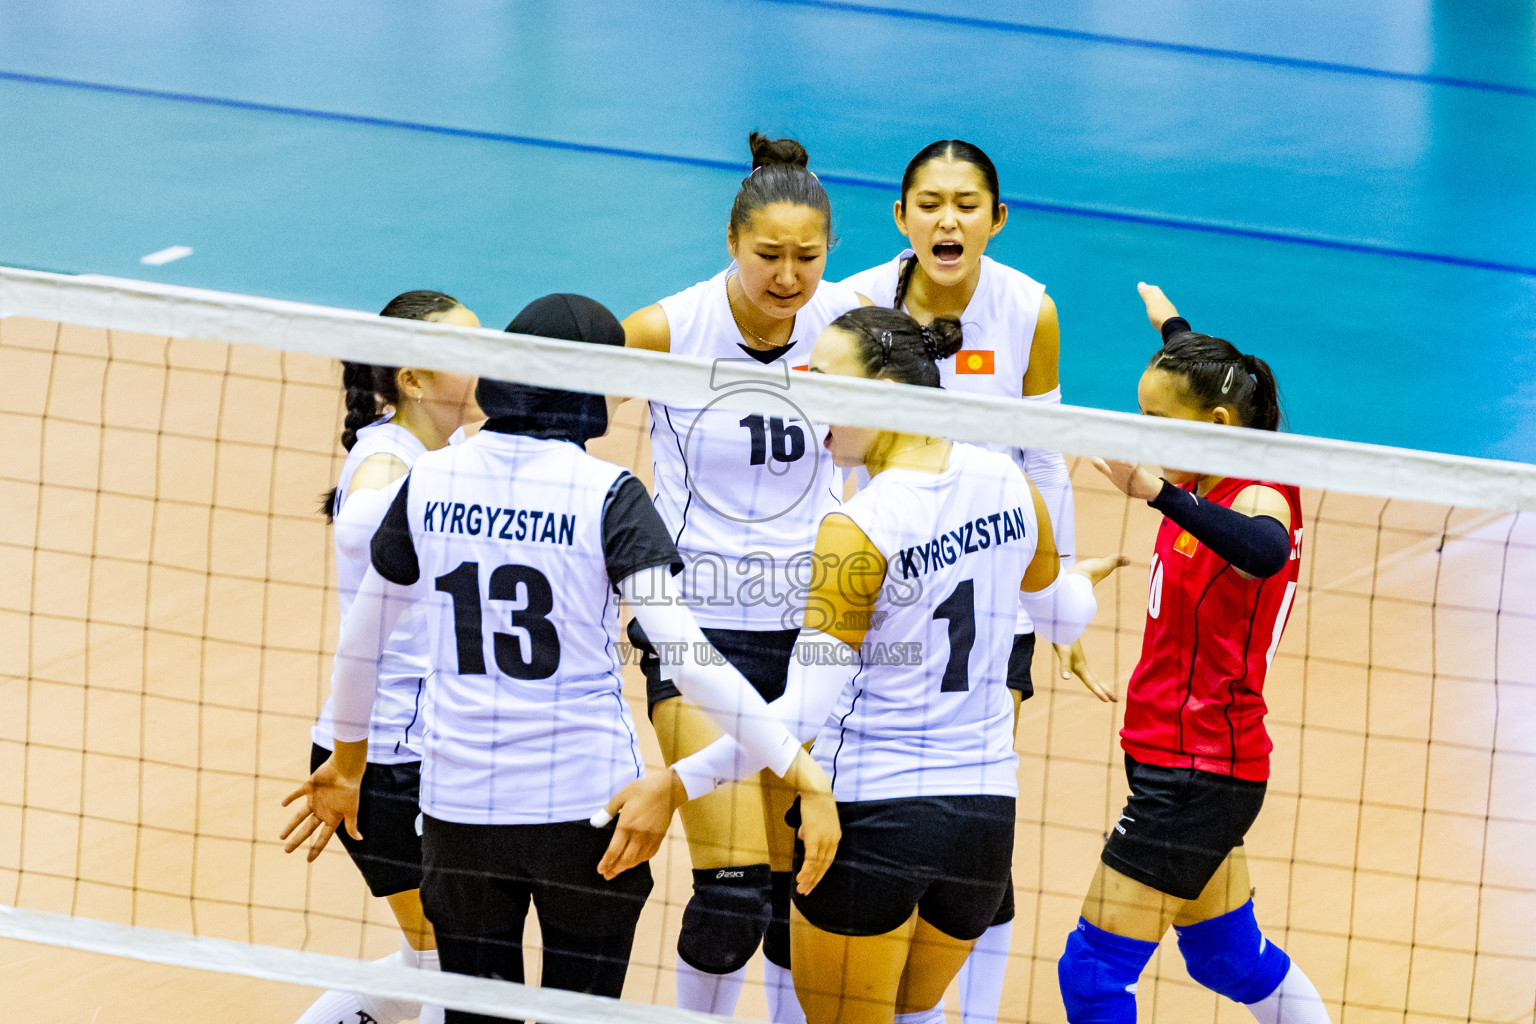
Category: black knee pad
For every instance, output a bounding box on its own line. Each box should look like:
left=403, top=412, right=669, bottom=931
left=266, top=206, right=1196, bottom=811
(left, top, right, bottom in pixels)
left=677, top=864, right=772, bottom=974
left=762, top=871, right=793, bottom=969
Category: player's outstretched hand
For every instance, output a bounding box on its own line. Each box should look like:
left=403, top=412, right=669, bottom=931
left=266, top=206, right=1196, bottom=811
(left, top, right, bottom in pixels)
left=1054, top=639, right=1117, bottom=703
left=1137, top=282, right=1180, bottom=331
left=783, top=749, right=840, bottom=894
left=1091, top=458, right=1163, bottom=502
left=280, top=757, right=362, bottom=861
left=595, top=771, right=684, bottom=880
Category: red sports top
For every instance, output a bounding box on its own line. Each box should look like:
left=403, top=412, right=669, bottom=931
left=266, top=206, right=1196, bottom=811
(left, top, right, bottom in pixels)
left=1120, top=477, right=1303, bottom=781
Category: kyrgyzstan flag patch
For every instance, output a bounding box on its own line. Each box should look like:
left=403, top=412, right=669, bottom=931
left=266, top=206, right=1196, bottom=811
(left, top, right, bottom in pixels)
left=1173, top=530, right=1199, bottom=557
left=955, top=349, right=994, bottom=374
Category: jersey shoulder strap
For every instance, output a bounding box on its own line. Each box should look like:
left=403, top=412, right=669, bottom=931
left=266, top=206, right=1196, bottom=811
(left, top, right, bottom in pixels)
left=838, top=252, right=906, bottom=307
left=657, top=270, right=728, bottom=358
left=337, top=419, right=424, bottom=512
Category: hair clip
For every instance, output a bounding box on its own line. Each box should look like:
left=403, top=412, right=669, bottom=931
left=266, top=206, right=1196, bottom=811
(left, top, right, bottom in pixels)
left=1221, top=366, right=1236, bottom=394
left=879, top=330, right=894, bottom=365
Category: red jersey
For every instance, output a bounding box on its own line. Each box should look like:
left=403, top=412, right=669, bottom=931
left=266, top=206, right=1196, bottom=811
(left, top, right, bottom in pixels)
left=1120, top=477, right=1303, bottom=781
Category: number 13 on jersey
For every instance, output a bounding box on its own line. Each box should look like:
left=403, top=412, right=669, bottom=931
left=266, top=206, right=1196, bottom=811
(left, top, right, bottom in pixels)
left=434, top=561, right=561, bottom=679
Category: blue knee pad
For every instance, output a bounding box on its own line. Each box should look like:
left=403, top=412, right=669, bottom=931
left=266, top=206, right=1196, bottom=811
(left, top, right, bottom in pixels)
left=1057, top=919, right=1158, bottom=1024
left=1175, top=901, right=1290, bottom=1005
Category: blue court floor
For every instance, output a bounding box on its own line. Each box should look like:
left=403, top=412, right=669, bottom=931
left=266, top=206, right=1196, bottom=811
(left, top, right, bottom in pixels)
left=1, top=0, right=1533, bottom=460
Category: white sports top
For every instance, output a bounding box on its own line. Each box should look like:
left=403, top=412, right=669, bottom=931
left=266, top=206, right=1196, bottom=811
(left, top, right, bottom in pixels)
left=814, top=444, right=1035, bottom=801
left=312, top=418, right=430, bottom=764
left=840, top=251, right=1045, bottom=421
left=842, top=251, right=1072, bottom=632
left=651, top=268, right=863, bottom=630
left=372, top=431, right=657, bottom=825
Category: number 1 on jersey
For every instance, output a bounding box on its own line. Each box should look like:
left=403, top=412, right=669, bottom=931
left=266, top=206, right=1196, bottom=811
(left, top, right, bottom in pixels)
left=932, top=579, right=976, bottom=692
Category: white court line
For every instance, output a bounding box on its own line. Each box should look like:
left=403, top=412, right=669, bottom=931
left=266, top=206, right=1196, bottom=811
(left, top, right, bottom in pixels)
left=139, top=245, right=193, bottom=266
left=0, top=905, right=741, bottom=1024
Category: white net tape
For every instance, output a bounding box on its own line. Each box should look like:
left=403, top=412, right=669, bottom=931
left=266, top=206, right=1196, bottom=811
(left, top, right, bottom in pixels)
left=3, top=266, right=1533, bottom=512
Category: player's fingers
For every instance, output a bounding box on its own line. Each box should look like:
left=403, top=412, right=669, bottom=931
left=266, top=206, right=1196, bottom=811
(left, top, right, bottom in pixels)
left=344, top=808, right=362, bottom=842
left=603, top=832, right=645, bottom=880
left=596, top=827, right=629, bottom=879
left=280, top=783, right=310, bottom=810
left=306, top=821, right=338, bottom=862
left=283, top=814, right=320, bottom=855
left=1089, top=457, right=1112, bottom=480
left=279, top=803, right=311, bottom=842
left=797, top=831, right=838, bottom=894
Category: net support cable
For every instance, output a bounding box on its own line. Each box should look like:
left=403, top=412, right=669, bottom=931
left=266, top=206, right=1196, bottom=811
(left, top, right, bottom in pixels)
left=0, top=905, right=736, bottom=1024
left=4, top=265, right=1533, bottom=512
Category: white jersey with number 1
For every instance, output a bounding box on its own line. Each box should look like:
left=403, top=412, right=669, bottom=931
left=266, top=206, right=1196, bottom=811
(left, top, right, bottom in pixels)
left=842, top=251, right=1074, bottom=635
left=650, top=268, right=862, bottom=631
left=815, top=443, right=1036, bottom=802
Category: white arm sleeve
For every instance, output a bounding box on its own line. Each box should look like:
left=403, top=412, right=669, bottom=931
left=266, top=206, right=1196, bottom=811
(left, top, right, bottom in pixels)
left=332, top=485, right=396, bottom=566
left=668, top=630, right=859, bottom=800
left=1018, top=569, right=1097, bottom=646
left=622, top=566, right=802, bottom=779
left=329, top=565, right=414, bottom=743
left=1019, top=388, right=1076, bottom=567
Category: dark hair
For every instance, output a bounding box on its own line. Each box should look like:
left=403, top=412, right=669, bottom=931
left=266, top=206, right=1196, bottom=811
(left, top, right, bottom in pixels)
left=320, top=289, right=461, bottom=520
left=828, top=306, right=964, bottom=389
left=1149, top=330, right=1283, bottom=431
left=892, top=140, right=1002, bottom=310
left=727, top=132, right=833, bottom=242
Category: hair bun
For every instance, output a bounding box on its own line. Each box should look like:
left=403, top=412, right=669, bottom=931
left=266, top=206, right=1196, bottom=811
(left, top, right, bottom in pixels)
left=749, top=131, right=810, bottom=170
left=923, top=316, right=965, bottom=361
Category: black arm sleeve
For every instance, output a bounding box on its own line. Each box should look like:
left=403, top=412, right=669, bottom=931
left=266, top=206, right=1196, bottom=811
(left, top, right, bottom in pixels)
left=370, top=476, right=421, bottom=585
left=601, top=474, right=683, bottom=585
left=1160, top=316, right=1193, bottom=342
left=1148, top=480, right=1290, bottom=578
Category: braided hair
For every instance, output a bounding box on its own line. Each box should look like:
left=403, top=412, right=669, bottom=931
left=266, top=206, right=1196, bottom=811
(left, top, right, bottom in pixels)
left=1150, top=328, right=1282, bottom=431
left=828, top=306, right=964, bottom=388
left=321, top=289, right=461, bottom=520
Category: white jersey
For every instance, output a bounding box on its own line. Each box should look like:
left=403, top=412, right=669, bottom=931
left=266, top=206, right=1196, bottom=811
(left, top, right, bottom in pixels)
left=380, top=431, right=649, bottom=825
left=651, top=268, right=862, bottom=630
left=313, top=418, right=430, bottom=764
left=840, top=251, right=1044, bottom=418
left=843, top=251, right=1073, bottom=631
left=813, top=444, right=1036, bottom=801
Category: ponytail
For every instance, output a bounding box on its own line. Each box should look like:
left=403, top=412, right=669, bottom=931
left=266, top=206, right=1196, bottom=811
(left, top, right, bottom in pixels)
left=828, top=306, right=962, bottom=388
left=728, top=132, right=834, bottom=242
left=1150, top=330, right=1284, bottom=432
left=321, top=288, right=461, bottom=521
left=1240, top=353, right=1281, bottom=431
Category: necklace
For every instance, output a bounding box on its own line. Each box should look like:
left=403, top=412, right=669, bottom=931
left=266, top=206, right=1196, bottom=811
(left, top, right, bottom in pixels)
left=727, top=275, right=781, bottom=348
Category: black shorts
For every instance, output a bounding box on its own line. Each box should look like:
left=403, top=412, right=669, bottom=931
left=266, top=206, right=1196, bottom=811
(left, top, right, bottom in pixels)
left=632, top=618, right=799, bottom=717
left=420, top=814, right=653, bottom=940
left=1007, top=632, right=1036, bottom=699
left=1101, top=754, right=1267, bottom=901
left=309, top=743, right=422, bottom=898
left=790, top=795, right=1014, bottom=942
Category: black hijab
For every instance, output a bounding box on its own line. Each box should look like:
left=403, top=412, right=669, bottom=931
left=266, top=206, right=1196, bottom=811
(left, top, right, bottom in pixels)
left=476, top=293, right=626, bottom=445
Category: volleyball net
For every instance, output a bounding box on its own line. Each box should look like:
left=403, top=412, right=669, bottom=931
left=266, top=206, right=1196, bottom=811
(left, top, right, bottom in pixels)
left=1, top=265, right=1532, bottom=1023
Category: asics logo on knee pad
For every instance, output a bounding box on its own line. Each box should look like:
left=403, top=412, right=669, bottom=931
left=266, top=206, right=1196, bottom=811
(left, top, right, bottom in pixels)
left=715, top=869, right=745, bottom=879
